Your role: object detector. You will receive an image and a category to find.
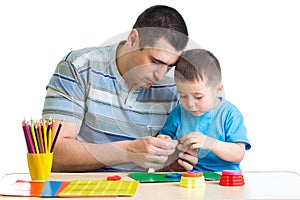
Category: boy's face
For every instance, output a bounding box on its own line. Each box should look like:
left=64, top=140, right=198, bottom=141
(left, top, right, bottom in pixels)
left=176, top=78, right=220, bottom=116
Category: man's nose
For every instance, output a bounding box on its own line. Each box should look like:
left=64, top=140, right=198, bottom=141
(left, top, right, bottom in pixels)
left=154, top=66, right=168, bottom=81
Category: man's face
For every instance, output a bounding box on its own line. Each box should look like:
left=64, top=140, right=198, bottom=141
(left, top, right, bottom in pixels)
left=126, top=37, right=183, bottom=88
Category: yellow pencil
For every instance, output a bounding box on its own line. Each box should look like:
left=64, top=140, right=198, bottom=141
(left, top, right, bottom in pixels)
left=30, top=120, right=40, bottom=154
left=43, top=119, right=48, bottom=153
left=51, top=119, right=55, bottom=150
left=48, top=118, right=53, bottom=153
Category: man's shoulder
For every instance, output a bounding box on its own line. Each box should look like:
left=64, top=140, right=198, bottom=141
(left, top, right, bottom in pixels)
left=60, top=44, right=118, bottom=73
left=64, top=45, right=113, bottom=63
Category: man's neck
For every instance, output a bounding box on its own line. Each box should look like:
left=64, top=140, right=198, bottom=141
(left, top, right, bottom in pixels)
left=116, top=42, right=135, bottom=90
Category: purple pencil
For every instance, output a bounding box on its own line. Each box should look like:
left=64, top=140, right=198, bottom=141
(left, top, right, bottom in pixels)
left=25, top=120, right=36, bottom=154
left=22, top=120, right=31, bottom=153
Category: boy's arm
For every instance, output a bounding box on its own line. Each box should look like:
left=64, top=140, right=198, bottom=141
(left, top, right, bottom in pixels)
left=210, top=140, right=245, bottom=162
left=181, top=132, right=245, bottom=163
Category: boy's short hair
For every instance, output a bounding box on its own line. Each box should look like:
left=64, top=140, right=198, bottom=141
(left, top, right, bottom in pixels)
left=175, top=49, right=222, bottom=87
left=133, top=5, right=188, bottom=51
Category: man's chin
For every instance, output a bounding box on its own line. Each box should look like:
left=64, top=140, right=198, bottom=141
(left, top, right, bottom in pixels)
left=141, top=83, right=152, bottom=89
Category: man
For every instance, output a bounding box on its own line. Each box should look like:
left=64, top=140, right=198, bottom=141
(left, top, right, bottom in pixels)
left=43, top=5, right=198, bottom=172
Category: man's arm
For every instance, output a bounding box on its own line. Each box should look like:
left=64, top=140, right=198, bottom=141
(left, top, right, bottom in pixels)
left=51, top=121, right=178, bottom=172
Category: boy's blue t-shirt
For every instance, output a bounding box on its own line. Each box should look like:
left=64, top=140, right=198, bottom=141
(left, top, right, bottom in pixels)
left=160, top=98, right=251, bottom=172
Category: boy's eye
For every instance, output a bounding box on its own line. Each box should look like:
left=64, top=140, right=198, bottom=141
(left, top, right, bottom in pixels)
left=195, top=96, right=202, bottom=100
left=179, top=95, right=187, bottom=99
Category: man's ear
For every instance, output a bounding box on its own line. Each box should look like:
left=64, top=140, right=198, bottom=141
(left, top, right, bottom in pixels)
left=127, top=29, right=139, bottom=49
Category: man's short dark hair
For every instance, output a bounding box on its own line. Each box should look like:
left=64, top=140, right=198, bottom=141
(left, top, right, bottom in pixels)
left=133, top=5, right=188, bottom=51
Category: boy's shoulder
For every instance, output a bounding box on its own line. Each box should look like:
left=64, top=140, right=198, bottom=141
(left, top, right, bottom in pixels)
left=217, top=98, right=243, bottom=116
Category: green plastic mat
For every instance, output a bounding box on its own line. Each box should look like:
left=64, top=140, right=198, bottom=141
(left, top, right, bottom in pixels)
left=129, top=172, right=220, bottom=183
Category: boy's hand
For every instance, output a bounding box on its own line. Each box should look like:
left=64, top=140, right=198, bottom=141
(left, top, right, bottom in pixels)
left=181, top=132, right=217, bottom=150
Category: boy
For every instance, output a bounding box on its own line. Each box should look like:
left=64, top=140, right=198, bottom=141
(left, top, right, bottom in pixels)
left=160, top=49, right=251, bottom=171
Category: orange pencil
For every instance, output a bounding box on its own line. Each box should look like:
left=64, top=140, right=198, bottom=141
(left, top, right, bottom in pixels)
left=38, top=121, right=45, bottom=153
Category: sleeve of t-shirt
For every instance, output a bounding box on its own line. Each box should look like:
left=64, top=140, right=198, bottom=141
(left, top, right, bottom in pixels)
left=224, top=105, right=251, bottom=151
left=159, top=105, right=181, bottom=139
left=42, top=51, right=86, bottom=127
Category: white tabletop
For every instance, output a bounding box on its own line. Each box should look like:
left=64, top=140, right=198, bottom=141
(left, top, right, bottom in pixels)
left=0, top=171, right=299, bottom=199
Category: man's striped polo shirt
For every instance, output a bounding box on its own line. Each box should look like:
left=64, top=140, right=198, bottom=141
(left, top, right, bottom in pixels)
left=42, top=42, right=179, bottom=171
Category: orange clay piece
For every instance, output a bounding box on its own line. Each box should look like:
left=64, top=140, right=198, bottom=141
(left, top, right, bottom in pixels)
left=182, top=171, right=203, bottom=177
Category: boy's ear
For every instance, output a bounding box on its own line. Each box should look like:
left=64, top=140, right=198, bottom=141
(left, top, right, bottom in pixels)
left=217, top=84, right=223, bottom=94
left=127, top=29, right=139, bottom=48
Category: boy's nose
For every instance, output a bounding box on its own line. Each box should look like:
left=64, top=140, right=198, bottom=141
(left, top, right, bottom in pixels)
left=187, top=98, right=196, bottom=107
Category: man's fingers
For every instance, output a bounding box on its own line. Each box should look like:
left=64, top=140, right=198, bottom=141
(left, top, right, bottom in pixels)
left=152, top=137, right=178, bottom=149
left=130, top=137, right=179, bottom=169
left=177, top=159, right=194, bottom=171
left=147, top=154, right=168, bottom=163
left=156, top=134, right=172, bottom=141
left=179, top=152, right=198, bottom=166
left=142, top=154, right=168, bottom=169
left=175, top=150, right=199, bottom=171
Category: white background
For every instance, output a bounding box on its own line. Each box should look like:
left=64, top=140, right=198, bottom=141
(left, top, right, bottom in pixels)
left=0, top=0, right=299, bottom=177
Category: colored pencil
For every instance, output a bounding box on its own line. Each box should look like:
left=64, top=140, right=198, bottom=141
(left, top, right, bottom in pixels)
left=25, top=121, right=35, bottom=154
left=22, top=120, right=31, bottom=153
left=34, top=122, right=42, bottom=153
left=30, top=121, right=39, bottom=154
left=22, top=118, right=63, bottom=154
left=47, top=119, right=53, bottom=153
left=38, top=121, right=45, bottom=153
left=43, top=119, right=48, bottom=153
left=50, top=120, right=63, bottom=152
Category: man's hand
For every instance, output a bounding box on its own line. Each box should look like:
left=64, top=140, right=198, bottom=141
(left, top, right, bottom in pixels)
left=176, top=143, right=198, bottom=170
left=127, top=136, right=178, bottom=169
